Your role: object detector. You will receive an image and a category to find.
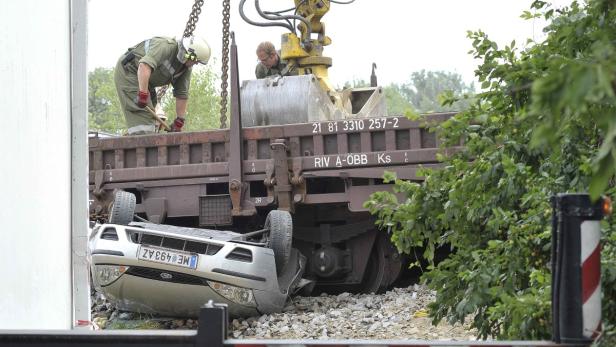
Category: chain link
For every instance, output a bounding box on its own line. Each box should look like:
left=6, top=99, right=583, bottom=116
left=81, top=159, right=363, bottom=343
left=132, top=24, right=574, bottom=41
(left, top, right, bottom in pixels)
left=156, top=0, right=204, bottom=105
left=156, top=86, right=169, bottom=104
left=183, top=0, right=205, bottom=38
left=219, top=0, right=231, bottom=129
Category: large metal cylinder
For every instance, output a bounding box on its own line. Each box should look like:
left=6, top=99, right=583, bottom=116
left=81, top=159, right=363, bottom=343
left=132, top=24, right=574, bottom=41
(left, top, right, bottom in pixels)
left=240, top=75, right=339, bottom=126
left=240, top=75, right=387, bottom=127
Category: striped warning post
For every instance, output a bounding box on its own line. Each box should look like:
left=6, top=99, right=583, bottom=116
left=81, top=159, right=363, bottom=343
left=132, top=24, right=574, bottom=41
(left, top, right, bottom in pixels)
left=580, top=221, right=602, bottom=339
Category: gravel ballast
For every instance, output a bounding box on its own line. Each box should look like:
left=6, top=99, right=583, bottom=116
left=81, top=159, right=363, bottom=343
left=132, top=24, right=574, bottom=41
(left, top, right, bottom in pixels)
left=92, top=284, right=476, bottom=341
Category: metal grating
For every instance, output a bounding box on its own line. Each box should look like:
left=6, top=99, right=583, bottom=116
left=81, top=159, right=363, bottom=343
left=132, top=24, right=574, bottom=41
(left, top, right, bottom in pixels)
left=199, top=194, right=232, bottom=226
left=141, top=233, right=163, bottom=246
left=161, top=237, right=185, bottom=250
left=185, top=240, right=208, bottom=254
left=126, top=231, right=221, bottom=256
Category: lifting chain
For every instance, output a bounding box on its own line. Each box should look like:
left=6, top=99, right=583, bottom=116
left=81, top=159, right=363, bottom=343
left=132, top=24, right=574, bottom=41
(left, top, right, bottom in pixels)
left=219, top=0, right=231, bottom=129
left=156, top=0, right=205, bottom=105
left=183, top=0, right=205, bottom=38
left=156, top=87, right=168, bottom=102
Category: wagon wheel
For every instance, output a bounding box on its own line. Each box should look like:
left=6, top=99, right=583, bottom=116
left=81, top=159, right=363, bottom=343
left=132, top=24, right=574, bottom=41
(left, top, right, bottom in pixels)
left=108, top=191, right=136, bottom=225
left=360, top=231, right=401, bottom=294
left=360, top=236, right=387, bottom=294
left=263, top=210, right=293, bottom=273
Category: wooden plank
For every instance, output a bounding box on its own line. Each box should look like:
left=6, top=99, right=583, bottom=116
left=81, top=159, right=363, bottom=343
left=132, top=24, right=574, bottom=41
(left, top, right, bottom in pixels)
left=88, top=114, right=457, bottom=151
left=360, top=132, right=371, bottom=152
left=313, top=135, right=324, bottom=156
left=93, top=151, right=102, bottom=170
left=385, top=130, right=396, bottom=151
left=157, top=146, right=167, bottom=167
left=136, top=148, right=146, bottom=168
left=247, top=140, right=258, bottom=160
left=289, top=137, right=301, bottom=157
left=337, top=133, right=348, bottom=154
left=303, top=148, right=452, bottom=170
left=114, top=149, right=124, bottom=169
left=410, top=129, right=421, bottom=149
left=202, top=143, right=211, bottom=163
left=180, top=144, right=190, bottom=165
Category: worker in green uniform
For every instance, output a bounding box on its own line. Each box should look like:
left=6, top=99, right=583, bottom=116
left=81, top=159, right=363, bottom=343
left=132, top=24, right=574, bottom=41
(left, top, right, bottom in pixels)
left=114, top=36, right=211, bottom=135
left=255, top=41, right=297, bottom=79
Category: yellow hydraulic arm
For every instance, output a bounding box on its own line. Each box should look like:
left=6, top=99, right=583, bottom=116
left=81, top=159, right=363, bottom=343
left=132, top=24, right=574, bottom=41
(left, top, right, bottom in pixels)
left=280, top=0, right=335, bottom=96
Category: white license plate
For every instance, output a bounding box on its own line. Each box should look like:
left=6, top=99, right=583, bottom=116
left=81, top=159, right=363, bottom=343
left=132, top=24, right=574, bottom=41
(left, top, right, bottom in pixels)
left=138, top=246, right=198, bottom=269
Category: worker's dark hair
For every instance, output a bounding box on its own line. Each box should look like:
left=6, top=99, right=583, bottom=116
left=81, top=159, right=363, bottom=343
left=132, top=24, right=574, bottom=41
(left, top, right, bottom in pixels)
left=256, top=41, right=276, bottom=56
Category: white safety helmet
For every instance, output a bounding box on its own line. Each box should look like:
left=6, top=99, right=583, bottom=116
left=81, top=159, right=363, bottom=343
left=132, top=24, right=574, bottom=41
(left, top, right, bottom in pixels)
left=179, top=36, right=211, bottom=64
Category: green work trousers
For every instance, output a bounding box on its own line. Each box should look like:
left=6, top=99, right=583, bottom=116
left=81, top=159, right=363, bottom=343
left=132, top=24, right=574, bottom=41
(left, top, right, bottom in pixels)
left=114, top=56, right=157, bottom=135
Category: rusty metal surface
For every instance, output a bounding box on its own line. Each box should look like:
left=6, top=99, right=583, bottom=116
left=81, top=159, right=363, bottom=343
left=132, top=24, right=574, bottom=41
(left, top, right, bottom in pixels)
left=89, top=112, right=456, bottom=221
left=88, top=113, right=452, bottom=151
left=228, top=32, right=251, bottom=217
left=270, top=140, right=293, bottom=212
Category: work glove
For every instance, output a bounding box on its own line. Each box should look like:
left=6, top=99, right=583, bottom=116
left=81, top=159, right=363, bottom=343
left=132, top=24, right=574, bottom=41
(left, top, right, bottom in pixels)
left=137, top=90, right=150, bottom=108
left=170, top=116, right=185, bottom=132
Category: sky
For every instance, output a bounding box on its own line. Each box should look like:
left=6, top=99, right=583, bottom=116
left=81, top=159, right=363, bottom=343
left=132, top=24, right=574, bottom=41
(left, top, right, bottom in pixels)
left=87, top=0, right=571, bottom=88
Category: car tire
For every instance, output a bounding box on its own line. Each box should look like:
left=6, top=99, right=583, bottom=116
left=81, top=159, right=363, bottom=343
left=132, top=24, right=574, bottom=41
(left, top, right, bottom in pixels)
left=108, top=190, right=136, bottom=225
left=264, top=210, right=293, bottom=273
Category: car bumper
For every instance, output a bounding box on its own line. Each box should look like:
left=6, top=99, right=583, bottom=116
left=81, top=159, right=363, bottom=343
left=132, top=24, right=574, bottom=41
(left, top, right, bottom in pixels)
left=102, top=272, right=259, bottom=317
left=88, top=223, right=297, bottom=317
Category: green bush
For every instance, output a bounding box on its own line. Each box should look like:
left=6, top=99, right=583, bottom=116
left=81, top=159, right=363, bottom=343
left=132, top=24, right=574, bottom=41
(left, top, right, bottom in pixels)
left=366, top=0, right=616, bottom=342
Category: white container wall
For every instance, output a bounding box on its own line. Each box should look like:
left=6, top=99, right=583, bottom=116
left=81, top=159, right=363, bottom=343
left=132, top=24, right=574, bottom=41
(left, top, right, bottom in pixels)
left=0, top=0, right=89, bottom=329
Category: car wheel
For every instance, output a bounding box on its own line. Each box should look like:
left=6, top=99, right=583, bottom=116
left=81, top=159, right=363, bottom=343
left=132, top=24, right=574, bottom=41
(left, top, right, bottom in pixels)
left=264, top=210, right=293, bottom=273
left=108, top=190, right=136, bottom=225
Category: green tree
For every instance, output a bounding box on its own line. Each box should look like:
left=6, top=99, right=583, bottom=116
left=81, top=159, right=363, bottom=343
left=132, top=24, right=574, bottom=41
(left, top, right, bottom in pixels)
left=341, top=78, right=369, bottom=89
left=88, top=67, right=124, bottom=134
left=398, top=70, right=475, bottom=113
left=384, top=84, right=414, bottom=116
left=526, top=0, right=616, bottom=199
left=366, top=0, right=615, bottom=343
left=162, top=64, right=221, bottom=131
left=341, top=70, right=475, bottom=116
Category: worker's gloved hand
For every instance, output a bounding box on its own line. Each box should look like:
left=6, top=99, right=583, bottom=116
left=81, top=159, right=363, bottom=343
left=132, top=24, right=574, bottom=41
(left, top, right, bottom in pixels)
left=170, top=116, right=185, bottom=132
left=137, top=90, right=150, bottom=108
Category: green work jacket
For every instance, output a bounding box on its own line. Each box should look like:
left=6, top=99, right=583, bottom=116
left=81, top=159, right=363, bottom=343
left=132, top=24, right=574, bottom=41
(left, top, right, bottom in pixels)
left=122, top=37, right=192, bottom=99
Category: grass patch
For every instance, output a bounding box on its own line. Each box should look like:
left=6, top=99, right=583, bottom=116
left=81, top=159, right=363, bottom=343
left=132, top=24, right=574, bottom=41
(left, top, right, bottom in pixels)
left=106, top=320, right=163, bottom=330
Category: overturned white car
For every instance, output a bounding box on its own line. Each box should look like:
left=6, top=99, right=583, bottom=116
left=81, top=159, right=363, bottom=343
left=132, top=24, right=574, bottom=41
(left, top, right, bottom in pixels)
left=89, top=192, right=306, bottom=318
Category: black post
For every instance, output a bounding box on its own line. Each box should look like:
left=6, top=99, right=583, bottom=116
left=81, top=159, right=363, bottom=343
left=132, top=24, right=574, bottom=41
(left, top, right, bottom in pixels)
left=196, top=301, right=228, bottom=347
left=551, top=193, right=604, bottom=345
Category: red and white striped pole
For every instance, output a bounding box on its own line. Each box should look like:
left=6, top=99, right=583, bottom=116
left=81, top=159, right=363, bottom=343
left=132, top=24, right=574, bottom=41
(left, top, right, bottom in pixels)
left=580, top=219, right=601, bottom=339
left=551, top=194, right=610, bottom=344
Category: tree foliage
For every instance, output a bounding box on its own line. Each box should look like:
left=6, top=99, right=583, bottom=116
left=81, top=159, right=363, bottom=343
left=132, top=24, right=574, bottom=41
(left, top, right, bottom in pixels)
left=161, top=64, right=221, bottom=131
left=527, top=0, right=616, bottom=199
left=341, top=71, right=473, bottom=117
left=383, top=84, right=414, bottom=116
left=366, top=0, right=615, bottom=342
left=88, top=67, right=124, bottom=134
left=396, top=69, right=476, bottom=113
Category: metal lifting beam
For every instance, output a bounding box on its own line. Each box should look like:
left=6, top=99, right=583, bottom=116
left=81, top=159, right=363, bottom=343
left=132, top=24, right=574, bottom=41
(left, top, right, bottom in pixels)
left=228, top=32, right=256, bottom=217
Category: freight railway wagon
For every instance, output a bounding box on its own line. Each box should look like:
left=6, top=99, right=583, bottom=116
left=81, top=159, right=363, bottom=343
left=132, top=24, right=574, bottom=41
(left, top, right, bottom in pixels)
left=88, top=112, right=457, bottom=293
